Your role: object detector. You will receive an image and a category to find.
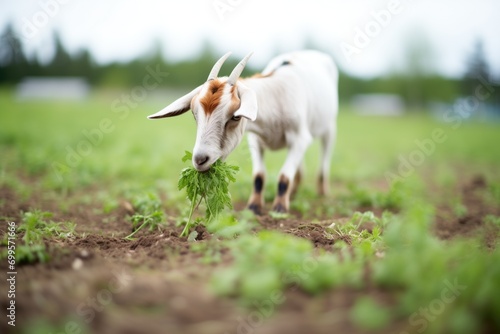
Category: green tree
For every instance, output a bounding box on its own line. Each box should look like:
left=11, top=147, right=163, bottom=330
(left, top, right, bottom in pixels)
left=400, top=32, right=436, bottom=108
left=462, top=40, right=500, bottom=107
left=0, top=24, right=28, bottom=83
left=463, top=40, right=490, bottom=92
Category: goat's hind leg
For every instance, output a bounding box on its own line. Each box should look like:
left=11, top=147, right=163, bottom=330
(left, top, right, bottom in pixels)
left=247, top=133, right=266, bottom=215
left=272, top=132, right=312, bottom=213
left=290, top=163, right=304, bottom=199
left=318, top=126, right=335, bottom=196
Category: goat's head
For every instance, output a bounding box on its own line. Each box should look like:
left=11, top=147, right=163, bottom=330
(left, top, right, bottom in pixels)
left=148, top=52, right=258, bottom=171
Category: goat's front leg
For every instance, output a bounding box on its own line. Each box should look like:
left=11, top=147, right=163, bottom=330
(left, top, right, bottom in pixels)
left=272, top=133, right=312, bottom=213
left=247, top=133, right=266, bottom=215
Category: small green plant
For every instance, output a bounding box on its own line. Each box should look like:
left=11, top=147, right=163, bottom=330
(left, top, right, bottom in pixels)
left=124, top=193, right=165, bottom=240
left=376, top=181, right=404, bottom=210
left=341, top=182, right=404, bottom=212
left=345, top=183, right=374, bottom=207
left=178, top=151, right=239, bottom=237
left=484, top=215, right=500, bottom=227
left=20, top=317, right=89, bottom=334
left=450, top=195, right=468, bottom=218
left=326, top=211, right=387, bottom=250
left=15, top=244, right=49, bottom=264
left=350, top=297, right=391, bottom=330
left=17, top=210, right=76, bottom=241
left=269, top=211, right=290, bottom=220
left=207, top=211, right=255, bottom=238
left=190, top=241, right=223, bottom=264
left=211, top=231, right=313, bottom=301
left=211, top=230, right=370, bottom=302
left=488, top=183, right=500, bottom=204
left=1, top=210, right=76, bottom=264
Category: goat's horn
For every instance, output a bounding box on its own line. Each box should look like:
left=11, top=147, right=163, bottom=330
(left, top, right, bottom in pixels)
left=228, top=52, right=253, bottom=85
left=207, top=52, right=232, bottom=81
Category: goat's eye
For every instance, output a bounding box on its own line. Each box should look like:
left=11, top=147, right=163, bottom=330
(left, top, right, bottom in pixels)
left=231, top=115, right=241, bottom=121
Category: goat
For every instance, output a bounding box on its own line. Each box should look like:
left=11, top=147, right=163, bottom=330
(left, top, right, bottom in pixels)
left=148, top=50, right=338, bottom=214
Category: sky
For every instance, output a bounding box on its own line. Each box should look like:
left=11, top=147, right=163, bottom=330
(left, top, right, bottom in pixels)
left=1, top=0, right=499, bottom=78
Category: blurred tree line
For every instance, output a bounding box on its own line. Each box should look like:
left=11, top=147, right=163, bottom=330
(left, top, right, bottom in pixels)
left=0, top=24, right=498, bottom=108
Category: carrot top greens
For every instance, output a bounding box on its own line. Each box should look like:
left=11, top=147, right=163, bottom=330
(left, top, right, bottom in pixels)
left=178, top=151, right=239, bottom=237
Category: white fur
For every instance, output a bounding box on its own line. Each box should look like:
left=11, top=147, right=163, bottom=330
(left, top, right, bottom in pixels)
left=149, top=50, right=338, bottom=212
left=242, top=51, right=338, bottom=185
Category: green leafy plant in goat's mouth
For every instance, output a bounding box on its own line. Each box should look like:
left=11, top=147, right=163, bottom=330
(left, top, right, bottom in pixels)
left=178, top=151, right=239, bottom=237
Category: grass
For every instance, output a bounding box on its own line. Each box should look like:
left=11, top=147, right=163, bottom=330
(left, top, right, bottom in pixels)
left=1, top=88, right=500, bottom=333
left=371, top=188, right=500, bottom=332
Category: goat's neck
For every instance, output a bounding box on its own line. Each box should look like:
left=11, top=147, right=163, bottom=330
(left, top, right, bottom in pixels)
left=240, top=76, right=285, bottom=134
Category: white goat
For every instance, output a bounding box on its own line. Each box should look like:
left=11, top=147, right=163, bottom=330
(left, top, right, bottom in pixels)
left=148, top=50, right=338, bottom=213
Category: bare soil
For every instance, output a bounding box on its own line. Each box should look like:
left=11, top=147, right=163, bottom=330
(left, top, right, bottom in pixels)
left=0, top=174, right=498, bottom=334
left=434, top=175, right=500, bottom=247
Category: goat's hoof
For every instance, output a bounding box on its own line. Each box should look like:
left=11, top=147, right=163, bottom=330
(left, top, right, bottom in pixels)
left=248, top=203, right=263, bottom=215
left=271, top=203, right=288, bottom=213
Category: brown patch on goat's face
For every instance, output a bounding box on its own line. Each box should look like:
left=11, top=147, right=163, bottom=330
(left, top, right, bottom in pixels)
left=199, top=80, right=225, bottom=116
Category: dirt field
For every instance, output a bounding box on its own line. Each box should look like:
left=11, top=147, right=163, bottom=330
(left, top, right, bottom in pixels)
left=1, top=173, right=498, bottom=334
left=1, top=95, right=499, bottom=334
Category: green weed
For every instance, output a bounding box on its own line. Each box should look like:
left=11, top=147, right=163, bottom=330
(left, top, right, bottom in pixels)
left=326, top=211, right=388, bottom=250
left=124, top=193, right=165, bottom=240
left=484, top=215, right=500, bottom=227
left=371, top=184, right=500, bottom=333
left=206, top=211, right=255, bottom=239
left=1, top=210, right=76, bottom=264
left=20, top=317, right=89, bottom=334
left=212, top=176, right=500, bottom=333
left=290, top=199, right=313, bottom=217
left=178, top=151, right=239, bottom=237
left=451, top=197, right=468, bottom=218
left=190, top=241, right=224, bottom=264
left=15, top=211, right=76, bottom=241
left=268, top=211, right=291, bottom=220
left=211, top=231, right=313, bottom=301
left=1, top=91, right=500, bottom=332
left=211, top=229, right=369, bottom=302
left=350, top=297, right=391, bottom=330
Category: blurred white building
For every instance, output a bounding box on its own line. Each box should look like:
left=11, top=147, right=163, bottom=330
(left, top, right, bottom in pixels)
left=16, top=77, right=90, bottom=100
left=351, top=94, right=405, bottom=116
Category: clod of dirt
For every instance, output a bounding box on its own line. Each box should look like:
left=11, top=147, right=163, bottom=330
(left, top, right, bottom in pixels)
left=287, top=224, right=335, bottom=248
left=357, top=221, right=376, bottom=234
left=194, top=224, right=210, bottom=241
left=130, top=235, right=159, bottom=249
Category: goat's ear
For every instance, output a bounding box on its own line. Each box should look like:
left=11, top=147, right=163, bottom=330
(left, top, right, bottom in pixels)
left=147, top=85, right=202, bottom=119
left=234, top=83, right=258, bottom=121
